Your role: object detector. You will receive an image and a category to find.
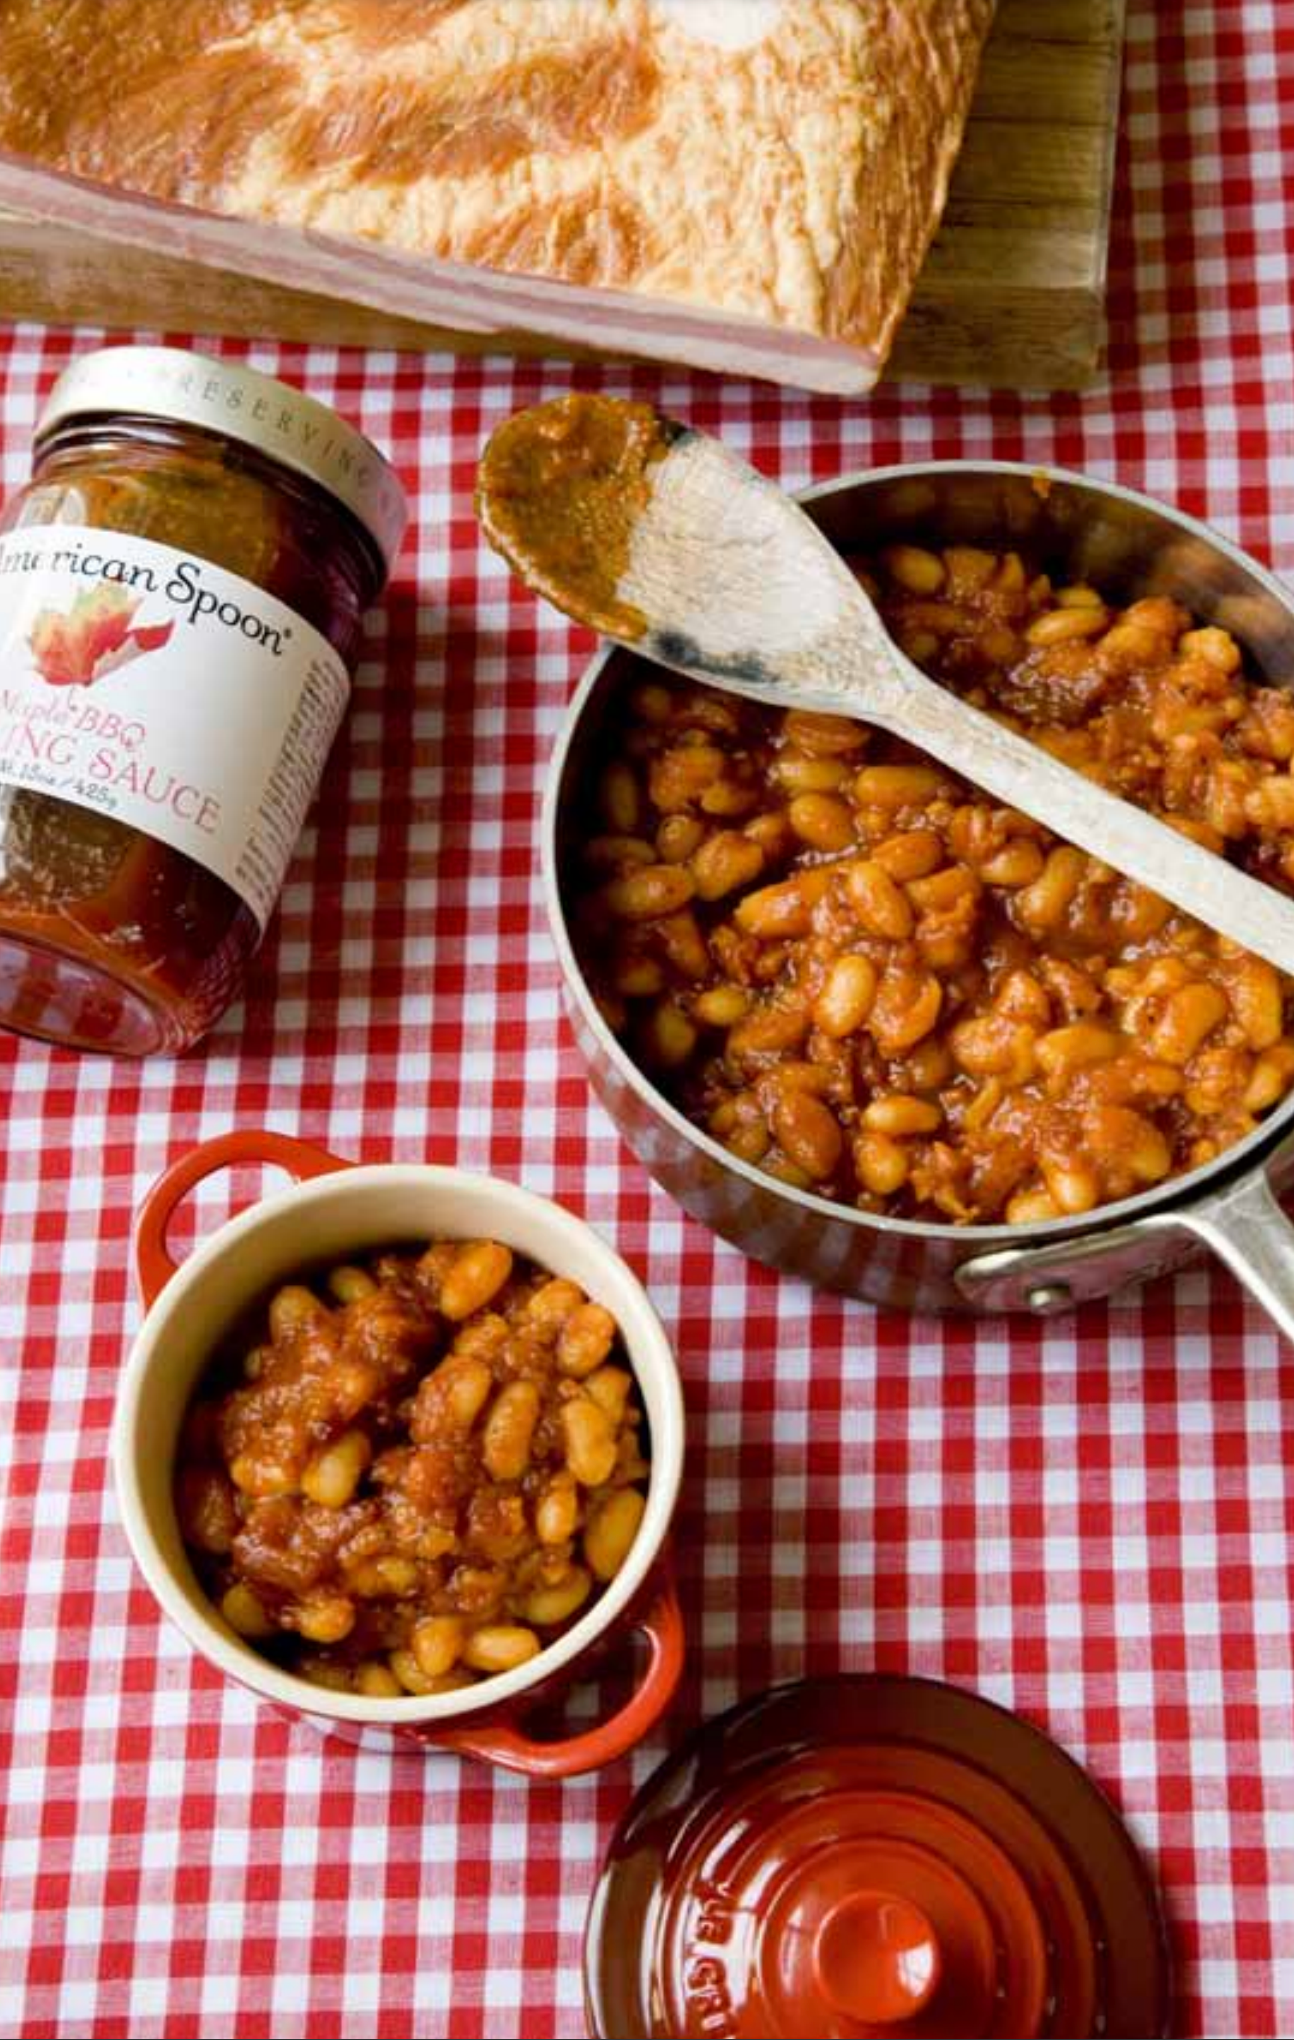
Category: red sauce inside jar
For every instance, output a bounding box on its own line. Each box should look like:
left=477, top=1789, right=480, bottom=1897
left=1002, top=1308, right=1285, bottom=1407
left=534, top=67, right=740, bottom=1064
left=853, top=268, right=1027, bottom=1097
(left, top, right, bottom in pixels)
left=0, top=349, right=404, bottom=1055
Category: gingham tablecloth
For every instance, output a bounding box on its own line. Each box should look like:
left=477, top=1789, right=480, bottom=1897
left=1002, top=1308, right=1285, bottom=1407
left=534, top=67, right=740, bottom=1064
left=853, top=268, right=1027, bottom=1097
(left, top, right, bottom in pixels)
left=3, top=5, right=1294, bottom=2036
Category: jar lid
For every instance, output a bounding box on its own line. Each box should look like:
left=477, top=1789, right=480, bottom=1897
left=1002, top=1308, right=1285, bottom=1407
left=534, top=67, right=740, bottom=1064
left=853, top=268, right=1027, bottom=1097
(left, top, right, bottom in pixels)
left=35, top=346, right=408, bottom=575
left=585, top=1675, right=1171, bottom=2040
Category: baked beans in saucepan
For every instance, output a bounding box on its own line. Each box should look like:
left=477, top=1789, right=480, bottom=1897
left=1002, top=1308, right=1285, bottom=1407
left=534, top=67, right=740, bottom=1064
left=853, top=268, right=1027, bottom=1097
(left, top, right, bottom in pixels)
left=175, top=1242, right=649, bottom=1695
left=568, top=545, right=1294, bottom=1226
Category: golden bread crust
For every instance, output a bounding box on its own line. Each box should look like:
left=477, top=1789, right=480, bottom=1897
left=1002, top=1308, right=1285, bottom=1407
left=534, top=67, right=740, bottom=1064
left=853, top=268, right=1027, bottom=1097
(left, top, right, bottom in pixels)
left=0, top=0, right=994, bottom=364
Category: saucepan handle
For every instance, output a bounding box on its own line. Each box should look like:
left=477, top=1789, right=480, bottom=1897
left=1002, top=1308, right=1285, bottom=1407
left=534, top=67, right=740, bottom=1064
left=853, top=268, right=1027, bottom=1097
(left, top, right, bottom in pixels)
left=427, top=1579, right=685, bottom=1780
left=1171, top=1164, right=1294, bottom=1346
left=135, top=1129, right=351, bottom=1310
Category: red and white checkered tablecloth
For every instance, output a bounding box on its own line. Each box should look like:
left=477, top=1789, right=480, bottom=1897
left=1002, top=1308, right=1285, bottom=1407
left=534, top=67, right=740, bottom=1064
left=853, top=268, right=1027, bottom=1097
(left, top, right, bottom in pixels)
left=3, top=4, right=1294, bottom=2035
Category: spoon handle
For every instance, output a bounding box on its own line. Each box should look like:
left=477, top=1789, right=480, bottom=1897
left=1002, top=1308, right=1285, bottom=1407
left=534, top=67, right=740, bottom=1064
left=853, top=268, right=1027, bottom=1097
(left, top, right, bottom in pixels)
left=880, top=652, right=1294, bottom=975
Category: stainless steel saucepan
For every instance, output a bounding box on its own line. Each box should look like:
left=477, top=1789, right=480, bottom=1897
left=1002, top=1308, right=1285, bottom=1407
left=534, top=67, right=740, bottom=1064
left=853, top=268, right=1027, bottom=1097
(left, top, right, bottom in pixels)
left=541, top=461, right=1294, bottom=1333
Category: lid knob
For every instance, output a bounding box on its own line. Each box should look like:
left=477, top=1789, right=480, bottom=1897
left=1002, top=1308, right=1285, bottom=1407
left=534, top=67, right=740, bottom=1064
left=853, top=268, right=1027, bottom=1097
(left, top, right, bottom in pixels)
left=813, top=1890, right=942, bottom=2026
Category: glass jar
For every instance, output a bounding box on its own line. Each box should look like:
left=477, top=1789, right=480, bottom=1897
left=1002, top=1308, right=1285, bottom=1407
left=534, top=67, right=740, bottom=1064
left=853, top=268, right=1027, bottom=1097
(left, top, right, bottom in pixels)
left=0, top=347, right=407, bottom=1055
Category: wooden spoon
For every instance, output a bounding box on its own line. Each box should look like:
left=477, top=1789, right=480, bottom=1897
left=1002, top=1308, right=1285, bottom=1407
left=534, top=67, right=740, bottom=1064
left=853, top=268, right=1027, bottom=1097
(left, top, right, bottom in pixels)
left=477, top=395, right=1294, bottom=974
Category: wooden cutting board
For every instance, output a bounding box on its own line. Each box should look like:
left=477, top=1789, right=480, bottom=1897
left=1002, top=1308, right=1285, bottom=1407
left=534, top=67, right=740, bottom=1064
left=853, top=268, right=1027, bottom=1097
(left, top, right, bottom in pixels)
left=0, top=0, right=1125, bottom=393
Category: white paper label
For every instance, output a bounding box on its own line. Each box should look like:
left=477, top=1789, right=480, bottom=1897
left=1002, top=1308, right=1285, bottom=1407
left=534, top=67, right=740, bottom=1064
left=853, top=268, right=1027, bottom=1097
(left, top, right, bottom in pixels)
left=0, top=524, right=350, bottom=931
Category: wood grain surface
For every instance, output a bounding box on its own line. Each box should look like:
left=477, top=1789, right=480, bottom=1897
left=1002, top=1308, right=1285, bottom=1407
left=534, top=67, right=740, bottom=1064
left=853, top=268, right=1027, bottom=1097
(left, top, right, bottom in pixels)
left=0, top=0, right=1125, bottom=393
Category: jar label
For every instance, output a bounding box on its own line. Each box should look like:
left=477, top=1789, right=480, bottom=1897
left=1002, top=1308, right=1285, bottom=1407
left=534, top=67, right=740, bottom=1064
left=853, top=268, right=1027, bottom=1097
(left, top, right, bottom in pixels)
left=0, top=523, right=351, bottom=931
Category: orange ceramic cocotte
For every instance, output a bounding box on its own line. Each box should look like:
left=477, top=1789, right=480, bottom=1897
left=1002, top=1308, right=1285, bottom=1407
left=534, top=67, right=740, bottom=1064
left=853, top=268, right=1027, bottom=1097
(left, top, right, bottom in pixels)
left=114, top=1128, right=685, bottom=1778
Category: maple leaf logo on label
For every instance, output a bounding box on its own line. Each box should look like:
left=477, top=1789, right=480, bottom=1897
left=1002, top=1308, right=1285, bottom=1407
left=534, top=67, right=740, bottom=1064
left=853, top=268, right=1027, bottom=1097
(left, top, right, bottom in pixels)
left=28, top=584, right=175, bottom=688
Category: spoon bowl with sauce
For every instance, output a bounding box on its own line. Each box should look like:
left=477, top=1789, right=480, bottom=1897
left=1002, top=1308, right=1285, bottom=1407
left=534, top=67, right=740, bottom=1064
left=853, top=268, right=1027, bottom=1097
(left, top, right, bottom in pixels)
left=477, top=392, right=1294, bottom=975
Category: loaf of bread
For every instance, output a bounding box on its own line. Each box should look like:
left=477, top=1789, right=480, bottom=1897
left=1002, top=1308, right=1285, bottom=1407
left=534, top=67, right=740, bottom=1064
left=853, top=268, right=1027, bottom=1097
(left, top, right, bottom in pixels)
left=0, top=0, right=996, bottom=390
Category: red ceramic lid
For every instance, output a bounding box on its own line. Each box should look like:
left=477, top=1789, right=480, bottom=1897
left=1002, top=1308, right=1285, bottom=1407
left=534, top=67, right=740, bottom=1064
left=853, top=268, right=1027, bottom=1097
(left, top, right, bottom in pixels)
left=584, top=1675, right=1171, bottom=2040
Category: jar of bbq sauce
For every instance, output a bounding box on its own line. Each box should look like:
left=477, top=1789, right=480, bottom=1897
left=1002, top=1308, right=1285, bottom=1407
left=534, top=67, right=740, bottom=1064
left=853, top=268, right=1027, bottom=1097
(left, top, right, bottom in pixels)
left=0, top=347, right=407, bottom=1054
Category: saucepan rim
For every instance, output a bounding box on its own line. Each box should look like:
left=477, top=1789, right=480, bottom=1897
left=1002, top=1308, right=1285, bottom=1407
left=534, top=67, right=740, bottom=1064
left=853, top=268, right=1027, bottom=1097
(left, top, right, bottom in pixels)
left=541, top=456, right=1294, bottom=1252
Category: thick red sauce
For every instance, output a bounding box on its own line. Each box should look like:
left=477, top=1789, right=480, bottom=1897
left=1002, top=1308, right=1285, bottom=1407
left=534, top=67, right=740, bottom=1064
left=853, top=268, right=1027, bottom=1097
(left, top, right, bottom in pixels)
left=476, top=393, right=674, bottom=639
left=175, top=1238, right=650, bottom=1697
left=0, top=423, right=377, bottom=1053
